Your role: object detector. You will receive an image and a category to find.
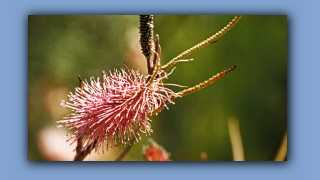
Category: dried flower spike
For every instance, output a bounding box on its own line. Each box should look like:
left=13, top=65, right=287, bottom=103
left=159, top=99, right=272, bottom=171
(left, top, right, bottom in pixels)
left=143, top=138, right=171, bottom=161
left=139, top=15, right=154, bottom=58
left=58, top=64, right=179, bottom=152
left=139, top=15, right=154, bottom=75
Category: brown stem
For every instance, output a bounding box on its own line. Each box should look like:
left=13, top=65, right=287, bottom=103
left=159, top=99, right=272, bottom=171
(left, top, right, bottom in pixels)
left=74, top=139, right=97, bottom=161
left=72, top=76, right=96, bottom=161
left=114, top=126, right=141, bottom=161
left=146, top=35, right=161, bottom=83
left=114, top=137, right=136, bottom=161
left=152, top=34, right=160, bottom=73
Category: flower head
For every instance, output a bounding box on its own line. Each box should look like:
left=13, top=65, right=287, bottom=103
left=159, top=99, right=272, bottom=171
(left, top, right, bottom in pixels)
left=143, top=138, right=171, bottom=161
left=58, top=64, right=178, bottom=152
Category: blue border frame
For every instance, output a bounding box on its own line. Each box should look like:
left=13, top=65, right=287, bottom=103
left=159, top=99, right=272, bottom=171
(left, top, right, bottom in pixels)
left=2, top=0, right=319, bottom=179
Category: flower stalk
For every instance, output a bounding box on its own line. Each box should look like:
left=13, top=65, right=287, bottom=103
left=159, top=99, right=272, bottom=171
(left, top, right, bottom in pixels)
left=162, top=15, right=242, bottom=71
left=172, top=65, right=237, bottom=99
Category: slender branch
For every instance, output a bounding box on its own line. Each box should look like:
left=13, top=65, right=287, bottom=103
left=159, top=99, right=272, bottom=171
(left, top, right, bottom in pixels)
left=227, top=116, right=245, bottom=161
left=148, top=37, right=161, bottom=83
left=114, top=126, right=141, bottom=161
left=152, top=34, right=160, bottom=73
left=74, top=139, right=97, bottom=161
left=171, top=65, right=237, bottom=99
left=162, top=15, right=242, bottom=71
left=161, top=58, right=194, bottom=71
left=147, top=65, right=237, bottom=117
left=146, top=35, right=160, bottom=83
left=114, top=136, right=136, bottom=161
left=274, top=130, right=287, bottom=161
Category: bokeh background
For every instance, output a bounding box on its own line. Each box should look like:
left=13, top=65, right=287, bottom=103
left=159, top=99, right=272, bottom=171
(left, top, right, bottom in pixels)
left=28, top=15, right=287, bottom=161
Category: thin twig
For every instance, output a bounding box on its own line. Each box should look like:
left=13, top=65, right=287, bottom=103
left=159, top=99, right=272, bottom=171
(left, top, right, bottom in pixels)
left=74, top=139, right=97, bottom=161
left=114, top=137, right=136, bottom=161
left=274, top=130, right=287, bottom=161
left=114, top=126, right=141, bottom=161
left=227, top=116, right=245, bottom=161
left=172, top=65, right=237, bottom=99
left=146, top=35, right=160, bottom=83
left=162, top=15, right=242, bottom=71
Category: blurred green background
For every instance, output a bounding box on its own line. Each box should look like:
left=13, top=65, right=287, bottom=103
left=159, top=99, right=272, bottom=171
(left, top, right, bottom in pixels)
left=28, top=15, right=287, bottom=161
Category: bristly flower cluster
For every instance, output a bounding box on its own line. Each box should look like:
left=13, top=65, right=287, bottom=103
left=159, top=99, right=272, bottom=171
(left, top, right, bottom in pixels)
left=58, top=64, right=178, bottom=152
left=58, top=16, right=242, bottom=158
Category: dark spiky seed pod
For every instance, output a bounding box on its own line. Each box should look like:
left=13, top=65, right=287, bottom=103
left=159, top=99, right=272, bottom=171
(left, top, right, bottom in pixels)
left=139, top=15, right=154, bottom=58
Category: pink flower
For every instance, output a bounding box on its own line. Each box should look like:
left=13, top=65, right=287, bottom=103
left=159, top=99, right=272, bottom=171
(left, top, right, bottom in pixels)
left=143, top=138, right=171, bottom=161
left=58, top=65, right=178, bottom=152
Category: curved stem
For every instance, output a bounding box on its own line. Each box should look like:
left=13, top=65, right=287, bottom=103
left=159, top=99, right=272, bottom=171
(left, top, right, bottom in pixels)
left=172, top=65, right=237, bottom=99
left=162, top=15, right=242, bottom=71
